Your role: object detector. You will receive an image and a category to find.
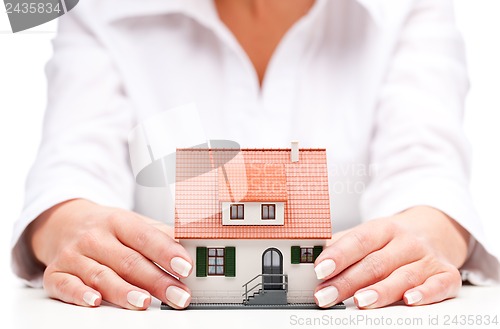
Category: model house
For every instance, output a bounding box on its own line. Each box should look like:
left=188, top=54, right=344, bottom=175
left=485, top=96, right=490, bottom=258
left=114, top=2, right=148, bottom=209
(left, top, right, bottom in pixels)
left=173, top=142, right=335, bottom=308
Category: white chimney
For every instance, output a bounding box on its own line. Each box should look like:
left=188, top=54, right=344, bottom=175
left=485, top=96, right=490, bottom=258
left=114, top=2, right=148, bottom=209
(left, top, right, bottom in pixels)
left=291, top=141, right=299, bottom=162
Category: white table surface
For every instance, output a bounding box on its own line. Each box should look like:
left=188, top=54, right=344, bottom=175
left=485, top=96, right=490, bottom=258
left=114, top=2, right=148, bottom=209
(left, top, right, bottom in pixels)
left=4, top=280, right=499, bottom=329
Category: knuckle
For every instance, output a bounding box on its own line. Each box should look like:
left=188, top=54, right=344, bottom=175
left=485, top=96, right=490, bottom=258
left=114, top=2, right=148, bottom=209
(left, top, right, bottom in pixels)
left=57, top=247, right=78, bottom=263
left=403, top=234, right=418, bottom=248
left=118, top=253, right=144, bottom=278
left=405, top=236, right=426, bottom=256
left=87, top=266, right=108, bottom=288
left=335, top=275, right=356, bottom=295
left=351, top=231, right=372, bottom=255
left=383, top=220, right=399, bottom=237
left=401, top=268, right=421, bottom=287
left=433, top=275, right=450, bottom=293
left=75, top=230, right=101, bottom=253
left=134, top=230, right=152, bottom=250
left=105, top=210, right=127, bottom=228
left=361, top=254, right=386, bottom=281
left=421, top=255, right=441, bottom=273
left=54, top=276, right=72, bottom=295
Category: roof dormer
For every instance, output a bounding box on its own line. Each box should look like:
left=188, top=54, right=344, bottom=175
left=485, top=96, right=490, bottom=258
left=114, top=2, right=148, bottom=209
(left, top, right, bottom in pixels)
left=221, top=202, right=285, bottom=226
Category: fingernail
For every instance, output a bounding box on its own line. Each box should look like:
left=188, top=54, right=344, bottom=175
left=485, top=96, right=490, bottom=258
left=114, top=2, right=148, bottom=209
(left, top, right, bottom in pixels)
left=314, top=259, right=336, bottom=280
left=83, top=291, right=99, bottom=306
left=170, top=257, right=192, bottom=277
left=404, top=290, right=423, bottom=305
left=127, top=291, right=150, bottom=308
left=166, top=286, right=191, bottom=308
left=354, top=290, right=378, bottom=308
left=314, top=286, right=339, bottom=307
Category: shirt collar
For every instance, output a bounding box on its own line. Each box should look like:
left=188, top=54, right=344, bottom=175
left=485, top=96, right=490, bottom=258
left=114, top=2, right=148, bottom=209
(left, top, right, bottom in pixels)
left=103, top=0, right=383, bottom=27
left=102, top=0, right=220, bottom=28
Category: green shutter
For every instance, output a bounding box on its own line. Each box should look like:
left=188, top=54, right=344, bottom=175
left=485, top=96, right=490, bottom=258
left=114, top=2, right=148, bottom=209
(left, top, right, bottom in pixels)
left=313, top=246, right=323, bottom=261
left=196, top=247, right=207, bottom=277
left=224, top=247, right=236, bottom=277
left=291, top=246, right=300, bottom=264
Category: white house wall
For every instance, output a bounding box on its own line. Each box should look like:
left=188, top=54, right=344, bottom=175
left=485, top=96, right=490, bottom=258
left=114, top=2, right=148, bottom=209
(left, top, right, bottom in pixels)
left=180, top=239, right=325, bottom=304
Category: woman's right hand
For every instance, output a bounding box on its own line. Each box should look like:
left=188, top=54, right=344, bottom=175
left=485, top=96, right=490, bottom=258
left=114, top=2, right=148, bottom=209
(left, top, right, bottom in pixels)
left=26, top=199, right=193, bottom=310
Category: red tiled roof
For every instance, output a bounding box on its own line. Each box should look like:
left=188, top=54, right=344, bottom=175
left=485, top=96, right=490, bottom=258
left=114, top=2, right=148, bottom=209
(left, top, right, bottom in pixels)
left=218, top=162, right=287, bottom=202
left=174, top=148, right=332, bottom=239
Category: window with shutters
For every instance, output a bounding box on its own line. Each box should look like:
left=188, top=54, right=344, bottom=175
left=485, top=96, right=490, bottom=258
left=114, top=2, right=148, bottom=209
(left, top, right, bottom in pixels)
left=300, top=247, right=314, bottom=263
left=208, top=248, right=225, bottom=275
left=291, top=245, right=323, bottom=264
left=197, top=247, right=236, bottom=277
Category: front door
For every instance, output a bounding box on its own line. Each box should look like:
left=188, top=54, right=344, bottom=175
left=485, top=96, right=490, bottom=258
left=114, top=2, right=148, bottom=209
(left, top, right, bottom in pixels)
left=262, top=248, right=283, bottom=290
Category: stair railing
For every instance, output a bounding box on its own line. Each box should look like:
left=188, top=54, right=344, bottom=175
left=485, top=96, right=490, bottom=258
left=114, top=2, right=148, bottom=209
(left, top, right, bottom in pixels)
left=242, top=274, right=288, bottom=303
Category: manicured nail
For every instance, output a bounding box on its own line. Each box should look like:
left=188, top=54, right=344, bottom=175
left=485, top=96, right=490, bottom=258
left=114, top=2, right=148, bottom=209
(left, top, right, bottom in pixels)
left=404, top=290, right=423, bottom=305
left=83, top=291, right=99, bottom=306
left=166, top=286, right=191, bottom=308
left=127, top=291, right=150, bottom=308
left=354, top=290, right=378, bottom=308
left=314, top=259, right=336, bottom=280
left=314, top=286, right=339, bottom=307
left=170, top=257, right=192, bottom=277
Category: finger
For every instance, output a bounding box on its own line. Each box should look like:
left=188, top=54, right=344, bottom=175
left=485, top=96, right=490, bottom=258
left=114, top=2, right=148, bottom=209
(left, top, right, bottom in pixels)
left=314, top=237, right=424, bottom=308
left=109, top=213, right=193, bottom=278
left=134, top=213, right=174, bottom=238
left=352, top=258, right=432, bottom=309
left=314, top=220, right=397, bottom=280
left=403, top=266, right=462, bottom=306
left=43, top=268, right=102, bottom=307
left=58, top=253, right=152, bottom=310
left=328, top=228, right=353, bottom=246
left=85, top=237, right=192, bottom=309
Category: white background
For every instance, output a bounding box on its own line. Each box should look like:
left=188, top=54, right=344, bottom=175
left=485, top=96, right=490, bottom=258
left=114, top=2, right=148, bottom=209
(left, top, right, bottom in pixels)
left=0, top=0, right=499, bottom=290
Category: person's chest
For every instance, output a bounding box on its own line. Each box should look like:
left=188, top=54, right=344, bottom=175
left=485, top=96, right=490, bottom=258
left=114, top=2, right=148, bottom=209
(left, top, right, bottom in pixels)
left=104, top=2, right=388, bottom=152
left=94, top=0, right=401, bottom=224
left=213, top=0, right=317, bottom=86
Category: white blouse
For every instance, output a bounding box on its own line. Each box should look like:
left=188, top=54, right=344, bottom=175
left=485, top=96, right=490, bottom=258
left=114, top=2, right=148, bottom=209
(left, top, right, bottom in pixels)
left=12, top=0, right=499, bottom=286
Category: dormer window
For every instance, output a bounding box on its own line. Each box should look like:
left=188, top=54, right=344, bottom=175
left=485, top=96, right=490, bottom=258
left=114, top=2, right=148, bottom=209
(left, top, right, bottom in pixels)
left=222, top=202, right=284, bottom=225
left=230, top=204, right=244, bottom=220
left=261, top=204, right=276, bottom=220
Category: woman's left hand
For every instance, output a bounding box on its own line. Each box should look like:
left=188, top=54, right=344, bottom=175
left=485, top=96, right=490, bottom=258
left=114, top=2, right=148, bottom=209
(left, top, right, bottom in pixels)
left=313, top=206, right=470, bottom=309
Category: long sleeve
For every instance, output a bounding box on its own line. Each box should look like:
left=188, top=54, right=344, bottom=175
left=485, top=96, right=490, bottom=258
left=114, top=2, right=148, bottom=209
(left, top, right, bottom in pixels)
left=11, top=12, right=136, bottom=286
left=359, top=0, right=499, bottom=284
